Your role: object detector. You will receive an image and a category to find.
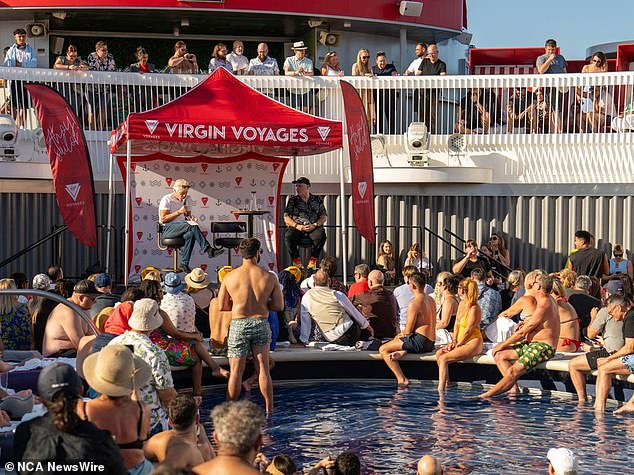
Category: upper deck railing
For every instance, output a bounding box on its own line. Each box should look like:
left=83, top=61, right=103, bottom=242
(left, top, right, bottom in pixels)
left=1, top=66, right=633, bottom=183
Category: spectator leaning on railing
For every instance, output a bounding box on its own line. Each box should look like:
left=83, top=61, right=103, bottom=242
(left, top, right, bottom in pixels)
left=86, top=40, right=116, bottom=130
left=4, top=28, right=37, bottom=127
left=416, top=44, right=446, bottom=134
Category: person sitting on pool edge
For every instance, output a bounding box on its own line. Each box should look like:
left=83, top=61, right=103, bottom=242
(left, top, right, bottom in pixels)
left=379, top=273, right=436, bottom=386
left=479, top=269, right=559, bottom=398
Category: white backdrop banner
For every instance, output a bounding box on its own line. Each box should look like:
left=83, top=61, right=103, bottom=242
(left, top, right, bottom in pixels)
left=117, top=152, right=288, bottom=283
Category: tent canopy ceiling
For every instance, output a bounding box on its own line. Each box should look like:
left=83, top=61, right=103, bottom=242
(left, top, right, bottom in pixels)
left=111, top=68, right=343, bottom=157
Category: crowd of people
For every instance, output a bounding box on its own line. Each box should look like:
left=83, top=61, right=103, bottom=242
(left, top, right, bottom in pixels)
left=5, top=29, right=632, bottom=134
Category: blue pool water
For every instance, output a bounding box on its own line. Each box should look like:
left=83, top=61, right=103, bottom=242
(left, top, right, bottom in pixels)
left=200, top=381, right=633, bottom=474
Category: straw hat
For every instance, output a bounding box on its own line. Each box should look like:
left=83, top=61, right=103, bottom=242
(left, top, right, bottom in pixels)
left=185, top=268, right=209, bottom=289
left=292, top=41, right=308, bottom=50
left=128, top=298, right=162, bottom=332
left=83, top=344, right=151, bottom=397
left=141, top=266, right=161, bottom=281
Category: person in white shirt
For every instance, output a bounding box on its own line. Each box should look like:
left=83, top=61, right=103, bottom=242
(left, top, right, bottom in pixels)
left=299, top=270, right=372, bottom=346
left=404, top=42, right=427, bottom=75
left=158, top=179, right=218, bottom=273
left=226, top=40, right=249, bottom=75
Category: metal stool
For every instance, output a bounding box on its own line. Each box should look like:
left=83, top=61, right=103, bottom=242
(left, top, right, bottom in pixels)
left=210, top=222, right=247, bottom=267
left=157, top=223, right=186, bottom=271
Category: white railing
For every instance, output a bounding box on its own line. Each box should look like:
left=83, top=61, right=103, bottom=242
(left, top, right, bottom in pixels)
left=1, top=67, right=634, bottom=181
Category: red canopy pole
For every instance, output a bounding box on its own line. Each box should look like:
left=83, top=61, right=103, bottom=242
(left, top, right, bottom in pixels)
left=338, top=148, right=348, bottom=286
left=123, top=139, right=132, bottom=285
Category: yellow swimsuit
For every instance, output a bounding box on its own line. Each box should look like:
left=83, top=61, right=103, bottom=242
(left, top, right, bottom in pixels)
left=456, top=309, right=482, bottom=344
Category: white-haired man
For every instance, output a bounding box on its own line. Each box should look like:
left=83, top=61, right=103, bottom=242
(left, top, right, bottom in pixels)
left=159, top=178, right=218, bottom=273
left=193, top=400, right=264, bottom=475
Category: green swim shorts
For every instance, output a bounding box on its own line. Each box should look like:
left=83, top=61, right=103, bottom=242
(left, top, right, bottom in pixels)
left=511, top=341, right=555, bottom=371
left=227, top=317, right=271, bottom=358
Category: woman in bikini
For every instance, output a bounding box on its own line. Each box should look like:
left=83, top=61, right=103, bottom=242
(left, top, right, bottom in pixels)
left=551, top=279, right=581, bottom=352
left=79, top=344, right=154, bottom=475
left=435, top=274, right=460, bottom=345
left=436, top=278, right=483, bottom=392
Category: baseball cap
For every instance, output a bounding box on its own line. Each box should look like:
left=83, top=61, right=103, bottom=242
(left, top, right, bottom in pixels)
left=292, top=177, right=311, bottom=186
left=547, top=448, right=578, bottom=474
left=603, top=279, right=624, bottom=295
left=37, top=362, right=83, bottom=401
left=94, top=273, right=112, bottom=288
left=73, top=279, right=100, bottom=296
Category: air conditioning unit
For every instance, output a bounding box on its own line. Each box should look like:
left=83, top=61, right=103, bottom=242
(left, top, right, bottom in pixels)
left=318, top=31, right=340, bottom=47
left=399, top=1, right=424, bottom=17
left=26, top=23, right=47, bottom=38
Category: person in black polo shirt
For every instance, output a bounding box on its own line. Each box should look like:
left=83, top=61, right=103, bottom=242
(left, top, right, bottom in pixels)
left=416, top=44, right=447, bottom=134
left=371, top=51, right=398, bottom=134
left=594, top=295, right=634, bottom=412
left=283, top=177, right=327, bottom=269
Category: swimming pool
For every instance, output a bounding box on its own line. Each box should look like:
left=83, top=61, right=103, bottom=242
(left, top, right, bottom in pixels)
left=200, top=380, right=633, bottom=474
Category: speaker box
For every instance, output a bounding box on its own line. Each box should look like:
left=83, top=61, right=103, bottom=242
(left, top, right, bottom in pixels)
left=399, top=1, right=424, bottom=17
left=26, top=23, right=47, bottom=38
left=51, top=36, right=65, bottom=56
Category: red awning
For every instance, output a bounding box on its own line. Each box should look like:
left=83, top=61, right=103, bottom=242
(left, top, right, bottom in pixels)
left=110, top=68, right=343, bottom=157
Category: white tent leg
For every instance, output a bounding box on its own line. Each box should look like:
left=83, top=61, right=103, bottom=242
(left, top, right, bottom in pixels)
left=338, top=149, right=348, bottom=286
left=123, top=140, right=132, bottom=285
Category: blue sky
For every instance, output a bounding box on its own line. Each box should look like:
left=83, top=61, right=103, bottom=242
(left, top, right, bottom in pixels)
left=466, top=0, right=634, bottom=59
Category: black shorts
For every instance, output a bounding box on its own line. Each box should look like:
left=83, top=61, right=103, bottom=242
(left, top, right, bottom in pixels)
left=400, top=332, right=435, bottom=354
left=586, top=348, right=611, bottom=371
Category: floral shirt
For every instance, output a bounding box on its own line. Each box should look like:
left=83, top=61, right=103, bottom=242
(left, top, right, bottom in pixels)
left=1, top=302, right=31, bottom=350
left=160, top=292, right=196, bottom=333
left=109, top=331, right=173, bottom=428
left=87, top=52, right=116, bottom=72
left=284, top=194, right=327, bottom=226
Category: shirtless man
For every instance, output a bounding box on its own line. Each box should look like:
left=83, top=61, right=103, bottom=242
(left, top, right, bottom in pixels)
left=378, top=274, right=436, bottom=386
left=193, top=400, right=263, bottom=475
left=144, top=394, right=214, bottom=469
left=479, top=269, right=560, bottom=398
left=218, top=238, right=284, bottom=413
left=42, top=279, right=96, bottom=357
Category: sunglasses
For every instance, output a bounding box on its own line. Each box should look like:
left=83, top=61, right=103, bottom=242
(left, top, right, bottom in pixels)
left=361, top=56, right=369, bottom=59
left=592, top=59, right=601, bottom=64
left=614, top=253, right=623, bottom=257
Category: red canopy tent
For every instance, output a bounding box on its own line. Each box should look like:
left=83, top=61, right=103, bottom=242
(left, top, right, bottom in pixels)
left=108, top=68, right=345, bottom=282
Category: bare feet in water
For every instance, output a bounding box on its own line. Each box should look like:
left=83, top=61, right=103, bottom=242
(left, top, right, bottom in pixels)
left=397, top=378, right=410, bottom=386
left=614, top=401, right=634, bottom=415
left=212, top=367, right=230, bottom=379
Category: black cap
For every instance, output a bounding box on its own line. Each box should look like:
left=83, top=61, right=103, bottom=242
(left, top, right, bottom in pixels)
left=292, top=177, right=311, bottom=186
left=73, top=279, right=100, bottom=296
left=37, top=362, right=83, bottom=401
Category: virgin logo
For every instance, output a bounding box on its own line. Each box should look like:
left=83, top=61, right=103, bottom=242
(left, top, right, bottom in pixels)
left=272, top=163, right=280, bottom=171
left=357, top=181, right=368, bottom=199
left=268, top=196, right=274, bottom=205
left=202, top=230, right=208, bottom=237
left=167, top=248, right=173, bottom=256
left=201, top=197, right=209, bottom=206
left=145, top=120, right=159, bottom=134
left=201, top=264, right=208, bottom=271
left=235, top=176, right=242, bottom=186
left=268, top=263, right=275, bottom=270
left=135, top=197, right=142, bottom=206
left=166, top=177, right=173, bottom=187
left=136, top=231, right=143, bottom=240
left=131, top=163, right=137, bottom=172
left=201, top=163, right=208, bottom=173
left=267, top=230, right=274, bottom=238
left=65, top=183, right=81, bottom=201
left=135, top=265, right=141, bottom=273
left=317, top=126, right=331, bottom=141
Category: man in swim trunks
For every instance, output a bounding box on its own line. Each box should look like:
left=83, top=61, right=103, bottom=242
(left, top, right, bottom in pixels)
left=479, top=269, right=559, bottom=398
left=378, top=274, right=436, bottom=386
left=218, top=238, right=284, bottom=413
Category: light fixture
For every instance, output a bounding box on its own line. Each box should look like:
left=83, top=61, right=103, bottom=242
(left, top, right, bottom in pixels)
left=308, top=19, right=323, bottom=28
left=405, top=122, right=430, bottom=167
left=51, top=11, right=67, bottom=21
left=180, top=18, right=189, bottom=27
left=173, top=25, right=180, bottom=37
left=343, top=22, right=352, bottom=28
